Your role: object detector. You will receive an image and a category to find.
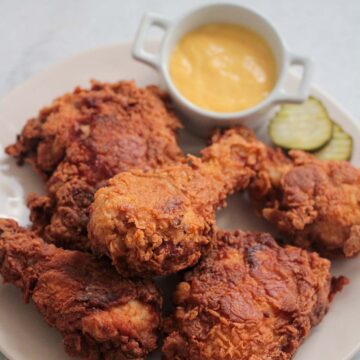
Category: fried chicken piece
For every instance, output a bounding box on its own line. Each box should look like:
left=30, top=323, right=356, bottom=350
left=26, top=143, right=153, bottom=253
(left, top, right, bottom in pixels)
left=0, top=219, right=162, bottom=360
left=7, top=81, right=183, bottom=250
left=250, top=149, right=360, bottom=257
left=162, top=229, right=347, bottom=360
left=88, top=127, right=266, bottom=277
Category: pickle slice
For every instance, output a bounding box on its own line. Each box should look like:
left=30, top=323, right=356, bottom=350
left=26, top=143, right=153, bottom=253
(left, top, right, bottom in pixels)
left=314, top=124, right=353, bottom=161
left=269, top=97, right=333, bottom=151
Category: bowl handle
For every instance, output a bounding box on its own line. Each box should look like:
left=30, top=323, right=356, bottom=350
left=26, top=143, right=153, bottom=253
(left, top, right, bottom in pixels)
left=273, top=53, right=314, bottom=104
left=132, top=12, right=171, bottom=69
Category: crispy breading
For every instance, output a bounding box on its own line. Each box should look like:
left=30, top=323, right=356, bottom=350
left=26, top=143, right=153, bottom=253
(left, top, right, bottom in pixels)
left=0, top=219, right=162, bottom=360
left=88, top=127, right=266, bottom=277
left=162, top=230, right=347, bottom=360
left=250, top=149, right=360, bottom=257
left=6, top=81, right=183, bottom=250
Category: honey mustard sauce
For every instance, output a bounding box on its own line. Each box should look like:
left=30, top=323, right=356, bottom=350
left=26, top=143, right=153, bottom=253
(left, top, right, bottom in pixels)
left=170, top=23, right=277, bottom=113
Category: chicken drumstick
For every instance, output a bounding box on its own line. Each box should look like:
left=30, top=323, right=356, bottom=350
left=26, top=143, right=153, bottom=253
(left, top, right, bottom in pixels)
left=88, top=127, right=266, bottom=277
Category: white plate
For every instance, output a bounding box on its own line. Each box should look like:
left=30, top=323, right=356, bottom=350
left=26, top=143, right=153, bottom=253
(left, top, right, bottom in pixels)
left=0, top=43, right=360, bottom=360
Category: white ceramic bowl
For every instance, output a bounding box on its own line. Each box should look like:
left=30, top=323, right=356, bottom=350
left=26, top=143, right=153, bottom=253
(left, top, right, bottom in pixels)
left=133, top=3, right=314, bottom=137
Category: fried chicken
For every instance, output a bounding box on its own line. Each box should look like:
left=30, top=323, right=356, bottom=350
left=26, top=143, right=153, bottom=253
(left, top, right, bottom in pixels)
left=88, top=127, right=266, bottom=277
left=6, top=81, right=183, bottom=250
left=250, top=149, right=360, bottom=257
left=162, top=229, right=347, bottom=360
left=0, top=219, right=162, bottom=360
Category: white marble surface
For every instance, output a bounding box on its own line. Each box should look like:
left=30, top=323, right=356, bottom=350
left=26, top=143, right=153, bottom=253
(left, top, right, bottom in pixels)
left=1, top=0, right=360, bottom=123
left=0, top=0, right=359, bottom=359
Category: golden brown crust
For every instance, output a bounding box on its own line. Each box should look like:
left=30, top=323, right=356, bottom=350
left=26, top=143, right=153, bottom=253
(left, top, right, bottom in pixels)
left=6, top=81, right=183, bottom=251
left=88, top=127, right=266, bottom=277
left=162, top=229, right=345, bottom=360
left=0, top=219, right=162, bottom=360
left=250, top=149, right=360, bottom=257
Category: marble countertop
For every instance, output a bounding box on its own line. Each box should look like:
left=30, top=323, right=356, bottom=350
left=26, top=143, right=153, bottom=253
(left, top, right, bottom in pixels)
left=1, top=0, right=360, bottom=122
left=1, top=0, right=359, bottom=359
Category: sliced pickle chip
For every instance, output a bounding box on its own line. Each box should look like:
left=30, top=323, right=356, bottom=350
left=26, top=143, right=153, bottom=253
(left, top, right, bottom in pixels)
left=314, top=124, right=353, bottom=161
left=269, top=97, right=333, bottom=151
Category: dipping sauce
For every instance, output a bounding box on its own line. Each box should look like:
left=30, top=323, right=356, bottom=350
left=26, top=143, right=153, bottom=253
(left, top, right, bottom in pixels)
left=169, top=23, right=277, bottom=113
